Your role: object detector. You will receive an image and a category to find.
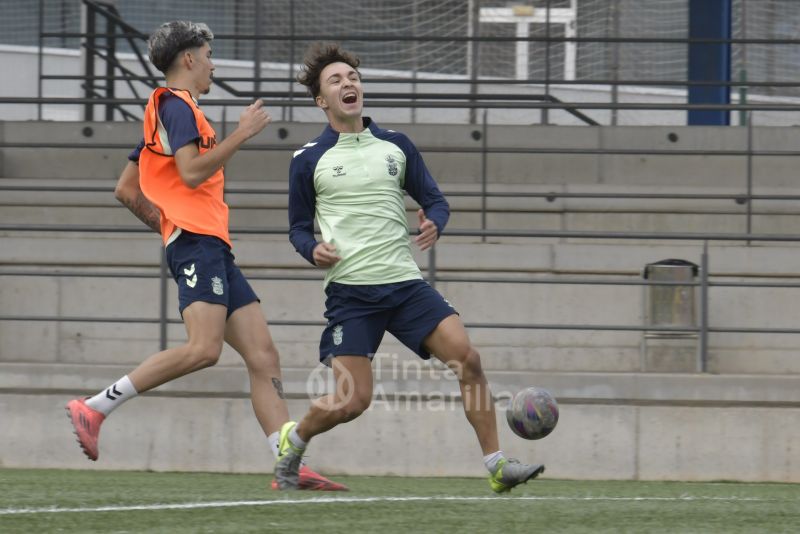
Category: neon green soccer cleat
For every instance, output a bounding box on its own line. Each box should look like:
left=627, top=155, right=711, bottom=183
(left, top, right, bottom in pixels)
left=488, top=458, right=545, bottom=493
left=273, top=421, right=305, bottom=490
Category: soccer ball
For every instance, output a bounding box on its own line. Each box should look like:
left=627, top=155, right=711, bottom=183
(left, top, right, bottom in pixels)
left=506, top=387, right=559, bottom=440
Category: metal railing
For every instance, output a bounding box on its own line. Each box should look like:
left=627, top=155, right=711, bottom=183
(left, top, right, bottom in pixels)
left=21, top=0, right=800, bottom=125
left=4, top=111, right=797, bottom=376
left=0, top=108, right=795, bottom=238
left=4, top=1, right=800, bottom=375
left=3, top=224, right=800, bottom=373
left=2, top=118, right=799, bottom=372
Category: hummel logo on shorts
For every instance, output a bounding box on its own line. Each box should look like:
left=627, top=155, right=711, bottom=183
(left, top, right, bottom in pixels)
left=184, top=263, right=198, bottom=288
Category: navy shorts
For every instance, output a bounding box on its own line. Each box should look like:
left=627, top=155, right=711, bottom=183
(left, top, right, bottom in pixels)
left=165, top=230, right=259, bottom=317
left=319, top=279, right=458, bottom=364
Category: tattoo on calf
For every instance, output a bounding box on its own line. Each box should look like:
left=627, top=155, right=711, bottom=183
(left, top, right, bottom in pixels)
left=272, top=377, right=285, bottom=399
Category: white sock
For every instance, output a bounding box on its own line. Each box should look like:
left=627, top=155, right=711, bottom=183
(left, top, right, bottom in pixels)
left=268, top=431, right=280, bottom=459
left=483, top=450, right=504, bottom=473
left=85, top=375, right=138, bottom=416
left=289, top=427, right=307, bottom=450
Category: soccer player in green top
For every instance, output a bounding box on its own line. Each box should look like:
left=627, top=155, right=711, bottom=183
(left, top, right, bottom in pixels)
left=279, top=42, right=545, bottom=493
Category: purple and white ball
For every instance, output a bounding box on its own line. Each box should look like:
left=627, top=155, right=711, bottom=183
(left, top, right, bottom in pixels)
left=506, top=387, right=559, bottom=440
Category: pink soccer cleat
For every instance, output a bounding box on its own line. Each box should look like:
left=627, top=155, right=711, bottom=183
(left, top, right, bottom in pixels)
left=65, top=398, right=105, bottom=461
left=270, top=465, right=349, bottom=491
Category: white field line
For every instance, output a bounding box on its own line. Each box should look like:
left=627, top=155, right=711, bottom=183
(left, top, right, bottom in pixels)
left=0, top=495, right=781, bottom=516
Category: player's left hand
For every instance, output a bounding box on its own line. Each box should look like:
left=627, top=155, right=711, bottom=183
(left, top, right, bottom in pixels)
left=415, top=209, right=438, bottom=251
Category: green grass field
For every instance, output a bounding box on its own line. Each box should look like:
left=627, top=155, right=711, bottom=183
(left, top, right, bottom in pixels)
left=0, top=469, right=798, bottom=533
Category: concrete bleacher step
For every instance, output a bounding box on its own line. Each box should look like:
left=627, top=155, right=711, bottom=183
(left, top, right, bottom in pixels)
left=4, top=121, right=800, bottom=187
left=5, top=176, right=800, bottom=236
left=4, top=121, right=800, bottom=379
left=3, top=203, right=780, bottom=235
left=4, top=123, right=800, bottom=481
left=3, top=361, right=799, bottom=479
left=4, top=236, right=800, bottom=375
left=4, top=231, right=800, bottom=271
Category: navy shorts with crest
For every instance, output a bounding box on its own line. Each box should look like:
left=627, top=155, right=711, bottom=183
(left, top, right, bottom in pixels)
left=319, top=279, right=458, bottom=365
left=165, top=230, right=259, bottom=317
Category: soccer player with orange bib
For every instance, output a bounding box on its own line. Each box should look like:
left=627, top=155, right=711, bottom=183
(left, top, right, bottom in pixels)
left=66, top=21, right=344, bottom=491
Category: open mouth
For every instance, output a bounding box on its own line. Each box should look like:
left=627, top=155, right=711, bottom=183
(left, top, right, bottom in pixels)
left=342, top=93, right=358, bottom=104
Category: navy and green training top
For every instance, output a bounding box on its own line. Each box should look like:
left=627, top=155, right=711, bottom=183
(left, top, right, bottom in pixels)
left=289, top=118, right=450, bottom=288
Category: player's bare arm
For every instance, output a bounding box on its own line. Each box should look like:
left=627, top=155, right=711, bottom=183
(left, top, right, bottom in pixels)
left=174, top=99, right=271, bottom=188
left=114, top=161, right=161, bottom=233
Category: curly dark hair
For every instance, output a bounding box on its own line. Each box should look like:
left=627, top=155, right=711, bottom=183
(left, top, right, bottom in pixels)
left=296, top=42, right=361, bottom=99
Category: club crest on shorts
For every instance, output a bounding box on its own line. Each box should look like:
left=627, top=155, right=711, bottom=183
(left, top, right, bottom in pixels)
left=211, top=276, right=224, bottom=296
left=332, top=324, right=344, bottom=346
left=385, top=154, right=398, bottom=176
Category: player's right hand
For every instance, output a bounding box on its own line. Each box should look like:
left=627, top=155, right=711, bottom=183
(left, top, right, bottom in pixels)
left=313, top=242, right=341, bottom=267
left=238, top=99, right=271, bottom=139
